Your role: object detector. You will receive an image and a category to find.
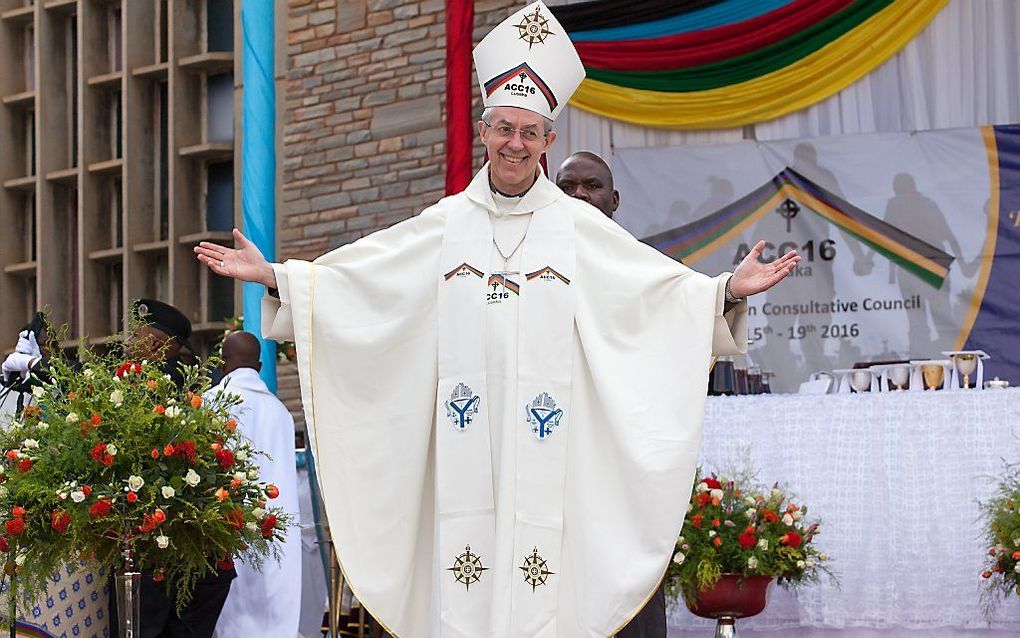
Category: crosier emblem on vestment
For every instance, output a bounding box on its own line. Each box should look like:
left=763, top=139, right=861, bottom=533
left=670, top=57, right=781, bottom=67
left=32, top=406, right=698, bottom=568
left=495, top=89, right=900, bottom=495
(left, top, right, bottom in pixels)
left=525, top=392, right=563, bottom=440
left=446, top=383, right=480, bottom=432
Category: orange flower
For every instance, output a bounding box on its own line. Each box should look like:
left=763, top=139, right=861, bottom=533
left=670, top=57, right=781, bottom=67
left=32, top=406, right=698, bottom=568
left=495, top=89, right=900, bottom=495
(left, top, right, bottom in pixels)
left=265, top=484, right=280, bottom=499
left=190, top=395, right=203, bottom=409
left=68, top=391, right=76, bottom=400
left=153, top=405, right=165, bottom=415
left=215, top=488, right=230, bottom=502
left=163, top=443, right=174, bottom=456
left=230, top=478, right=242, bottom=489
left=691, top=514, right=703, bottom=528
left=762, top=508, right=779, bottom=524
left=210, top=443, right=222, bottom=452
left=711, top=497, right=722, bottom=506
left=1013, top=551, right=1020, bottom=561
left=712, top=537, right=722, bottom=547
left=982, top=570, right=993, bottom=579
left=695, top=492, right=712, bottom=508
left=91, top=413, right=102, bottom=425
left=146, top=379, right=158, bottom=390
left=711, top=518, right=721, bottom=527
left=152, top=508, right=166, bottom=524
left=11, top=506, right=26, bottom=517
left=225, top=419, right=238, bottom=432
left=150, top=448, right=159, bottom=459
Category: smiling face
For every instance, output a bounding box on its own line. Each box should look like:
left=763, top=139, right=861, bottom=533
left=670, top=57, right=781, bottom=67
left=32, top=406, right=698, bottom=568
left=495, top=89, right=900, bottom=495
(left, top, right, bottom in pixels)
left=477, top=106, right=556, bottom=196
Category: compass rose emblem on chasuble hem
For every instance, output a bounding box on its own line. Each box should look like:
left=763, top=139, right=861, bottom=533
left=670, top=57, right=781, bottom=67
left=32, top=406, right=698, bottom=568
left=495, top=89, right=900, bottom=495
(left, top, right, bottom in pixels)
left=519, top=547, right=554, bottom=592
left=517, top=7, right=553, bottom=49
left=448, top=545, right=489, bottom=591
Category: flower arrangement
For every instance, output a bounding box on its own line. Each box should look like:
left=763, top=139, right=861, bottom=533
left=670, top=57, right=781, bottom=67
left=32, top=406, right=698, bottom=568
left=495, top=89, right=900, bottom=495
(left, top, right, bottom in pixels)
left=0, top=331, right=290, bottom=612
left=980, top=460, right=1020, bottom=613
left=666, top=468, right=833, bottom=605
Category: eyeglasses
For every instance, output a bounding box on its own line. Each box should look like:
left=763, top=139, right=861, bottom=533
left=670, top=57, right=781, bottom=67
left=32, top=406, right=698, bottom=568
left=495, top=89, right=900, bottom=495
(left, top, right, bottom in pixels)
left=483, top=121, right=547, bottom=143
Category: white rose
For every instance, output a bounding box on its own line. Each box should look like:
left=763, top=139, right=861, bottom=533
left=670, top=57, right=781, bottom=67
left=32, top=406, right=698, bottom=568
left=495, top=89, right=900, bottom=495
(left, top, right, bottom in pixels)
left=156, top=535, right=169, bottom=549
left=805, top=560, right=815, bottom=568
left=32, top=386, right=45, bottom=398
left=782, top=513, right=795, bottom=526
left=65, top=413, right=79, bottom=424
left=757, top=539, right=769, bottom=551
left=36, top=423, right=48, bottom=431
left=233, top=472, right=246, bottom=482
left=110, top=389, right=124, bottom=407
left=71, top=491, right=86, bottom=503
left=745, top=510, right=756, bottom=519
left=184, top=469, right=201, bottom=487
left=127, top=475, right=145, bottom=492
left=744, top=496, right=757, bottom=506
left=796, top=560, right=805, bottom=569
left=747, top=557, right=758, bottom=570
left=819, top=553, right=828, bottom=561
left=1014, top=563, right=1020, bottom=574
left=251, top=508, right=265, bottom=519
left=22, top=439, right=38, bottom=449
left=708, top=530, right=717, bottom=538
left=246, top=522, right=259, bottom=532
left=1014, top=538, right=1020, bottom=548
left=161, top=486, right=175, bottom=499
left=83, top=368, right=95, bottom=379
left=677, top=536, right=685, bottom=545
left=247, top=469, right=260, bottom=480
left=695, top=482, right=709, bottom=493
left=0, top=486, right=8, bottom=499
left=710, top=488, right=724, bottom=501
left=164, top=405, right=181, bottom=419
left=673, top=552, right=686, bottom=565
left=792, top=510, right=801, bottom=521
left=235, top=450, right=248, bottom=461
left=14, top=554, right=25, bottom=566
left=105, top=444, right=118, bottom=456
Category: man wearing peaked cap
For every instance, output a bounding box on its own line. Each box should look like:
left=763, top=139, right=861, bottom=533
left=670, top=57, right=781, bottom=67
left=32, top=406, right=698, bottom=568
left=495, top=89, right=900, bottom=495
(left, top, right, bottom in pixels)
left=195, top=2, right=799, bottom=635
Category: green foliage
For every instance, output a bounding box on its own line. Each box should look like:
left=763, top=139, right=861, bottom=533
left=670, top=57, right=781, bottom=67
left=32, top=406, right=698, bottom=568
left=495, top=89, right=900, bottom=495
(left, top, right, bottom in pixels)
left=0, top=321, right=291, bottom=614
left=665, top=466, right=835, bottom=606
left=980, top=460, right=1020, bottom=616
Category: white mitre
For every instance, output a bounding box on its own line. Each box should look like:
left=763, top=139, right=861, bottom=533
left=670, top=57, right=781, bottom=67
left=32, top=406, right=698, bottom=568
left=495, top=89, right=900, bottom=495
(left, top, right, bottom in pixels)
left=472, top=1, right=585, bottom=120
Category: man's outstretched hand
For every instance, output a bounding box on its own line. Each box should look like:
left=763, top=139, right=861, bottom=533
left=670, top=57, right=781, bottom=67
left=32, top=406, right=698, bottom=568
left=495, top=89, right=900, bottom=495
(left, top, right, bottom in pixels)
left=194, top=228, right=277, bottom=289
left=729, top=240, right=801, bottom=298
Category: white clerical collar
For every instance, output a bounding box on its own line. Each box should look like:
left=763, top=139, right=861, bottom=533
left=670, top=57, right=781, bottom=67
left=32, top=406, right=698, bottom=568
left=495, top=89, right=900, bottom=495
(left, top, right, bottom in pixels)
left=220, top=367, right=271, bottom=394
left=465, top=163, right=564, bottom=216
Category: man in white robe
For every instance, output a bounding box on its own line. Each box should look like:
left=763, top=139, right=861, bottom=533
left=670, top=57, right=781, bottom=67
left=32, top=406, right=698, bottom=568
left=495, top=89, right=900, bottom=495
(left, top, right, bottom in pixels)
left=195, top=3, right=799, bottom=635
left=210, top=332, right=302, bottom=638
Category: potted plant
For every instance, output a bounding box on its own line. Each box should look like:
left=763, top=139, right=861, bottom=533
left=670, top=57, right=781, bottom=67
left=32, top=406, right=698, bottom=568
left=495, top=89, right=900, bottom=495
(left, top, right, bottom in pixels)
left=0, top=326, right=292, bottom=635
left=666, top=468, right=833, bottom=633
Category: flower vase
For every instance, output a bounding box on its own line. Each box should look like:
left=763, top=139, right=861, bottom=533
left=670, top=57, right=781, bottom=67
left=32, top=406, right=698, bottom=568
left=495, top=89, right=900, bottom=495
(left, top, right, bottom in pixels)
left=115, top=538, right=142, bottom=638
left=685, top=574, right=773, bottom=638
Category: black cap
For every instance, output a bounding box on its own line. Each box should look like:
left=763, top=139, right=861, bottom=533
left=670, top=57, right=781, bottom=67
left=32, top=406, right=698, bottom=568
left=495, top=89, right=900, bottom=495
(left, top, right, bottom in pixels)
left=132, top=299, right=192, bottom=343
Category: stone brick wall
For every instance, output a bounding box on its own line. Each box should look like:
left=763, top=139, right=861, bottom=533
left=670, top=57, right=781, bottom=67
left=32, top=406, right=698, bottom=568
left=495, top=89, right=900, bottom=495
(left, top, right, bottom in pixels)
left=278, top=0, right=516, bottom=429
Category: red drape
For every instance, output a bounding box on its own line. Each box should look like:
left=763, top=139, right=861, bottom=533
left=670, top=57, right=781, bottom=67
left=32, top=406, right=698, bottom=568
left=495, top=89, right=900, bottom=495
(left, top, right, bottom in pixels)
left=445, top=0, right=475, bottom=194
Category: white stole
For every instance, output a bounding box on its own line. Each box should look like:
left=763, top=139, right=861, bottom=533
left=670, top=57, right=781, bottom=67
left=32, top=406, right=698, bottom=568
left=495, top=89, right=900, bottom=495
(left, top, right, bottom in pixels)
left=436, top=203, right=576, bottom=636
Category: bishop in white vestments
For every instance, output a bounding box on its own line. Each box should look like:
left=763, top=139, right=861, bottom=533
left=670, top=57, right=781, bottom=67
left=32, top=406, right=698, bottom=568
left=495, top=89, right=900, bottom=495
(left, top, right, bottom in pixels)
left=195, top=3, right=800, bottom=635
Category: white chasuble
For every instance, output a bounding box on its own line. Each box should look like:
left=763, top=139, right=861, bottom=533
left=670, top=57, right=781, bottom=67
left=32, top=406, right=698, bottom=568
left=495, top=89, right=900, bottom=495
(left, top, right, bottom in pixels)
left=262, top=166, right=747, bottom=637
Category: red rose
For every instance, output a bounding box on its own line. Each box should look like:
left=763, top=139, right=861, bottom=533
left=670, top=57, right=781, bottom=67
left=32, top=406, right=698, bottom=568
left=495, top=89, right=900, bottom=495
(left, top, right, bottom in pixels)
left=163, top=443, right=174, bottom=456
left=216, top=558, right=235, bottom=571
left=738, top=532, right=757, bottom=550
left=695, top=492, right=712, bottom=508
left=5, top=518, right=26, bottom=536
left=17, top=459, right=32, bottom=473
left=90, top=442, right=113, bottom=465
left=215, top=449, right=235, bottom=470
left=712, top=537, right=723, bottom=547
left=51, top=510, right=71, bottom=533
left=116, top=361, right=142, bottom=378
left=781, top=531, right=803, bottom=548
left=126, top=492, right=138, bottom=504
left=139, top=515, right=156, bottom=533
left=89, top=499, right=112, bottom=519
left=173, top=441, right=196, bottom=462
left=762, top=508, right=779, bottom=524
left=152, top=570, right=165, bottom=582
left=82, top=486, right=92, bottom=497
left=224, top=509, right=245, bottom=531
left=703, top=477, right=722, bottom=489
left=711, top=518, right=721, bottom=528
left=5, top=450, right=18, bottom=460
left=152, top=508, right=166, bottom=524
left=265, top=484, right=280, bottom=500
left=91, top=413, right=102, bottom=426
left=150, top=449, right=160, bottom=459
left=11, top=506, right=26, bottom=518
left=260, top=514, right=279, bottom=539
left=154, top=405, right=165, bottom=415
left=690, top=514, right=703, bottom=528
left=0, top=536, right=8, bottom=552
